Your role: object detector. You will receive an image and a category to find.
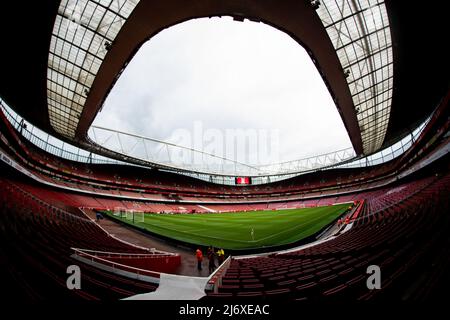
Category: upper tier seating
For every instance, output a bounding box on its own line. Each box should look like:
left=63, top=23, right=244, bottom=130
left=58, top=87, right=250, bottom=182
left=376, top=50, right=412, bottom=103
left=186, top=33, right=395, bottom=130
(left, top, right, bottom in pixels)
left=2, top=105, right=444, bottom=202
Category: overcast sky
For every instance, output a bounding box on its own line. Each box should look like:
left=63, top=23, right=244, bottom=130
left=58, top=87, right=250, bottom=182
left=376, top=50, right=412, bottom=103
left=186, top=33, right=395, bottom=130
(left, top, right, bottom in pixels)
left=92, top=17, right=353, bottom=168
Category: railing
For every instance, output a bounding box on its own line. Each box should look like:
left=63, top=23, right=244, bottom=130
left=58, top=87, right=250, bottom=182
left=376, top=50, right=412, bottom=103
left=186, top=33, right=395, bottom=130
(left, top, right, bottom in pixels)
left=205, top=255, right=232, bottom=293
left=72, top=248, right=179, bottom=258
left=71, top=248, right=162, bottom=280
left=335, top=118, right=429, bottom=169
left=350, top=200, right=365, bottom=221
left=0, top=100, right=124, bottom=166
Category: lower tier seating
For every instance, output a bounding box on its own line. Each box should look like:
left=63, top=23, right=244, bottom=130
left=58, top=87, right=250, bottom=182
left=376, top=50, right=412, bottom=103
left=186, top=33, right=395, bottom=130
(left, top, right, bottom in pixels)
left=205, top=173, right=450, bottom=300
left=0, top=179, right=159, bottom=301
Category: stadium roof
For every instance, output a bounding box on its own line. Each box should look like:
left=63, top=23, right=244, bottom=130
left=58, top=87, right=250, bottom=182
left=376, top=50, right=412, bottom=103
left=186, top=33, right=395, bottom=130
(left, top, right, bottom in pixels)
left=0, top=0, right=448, bottom=160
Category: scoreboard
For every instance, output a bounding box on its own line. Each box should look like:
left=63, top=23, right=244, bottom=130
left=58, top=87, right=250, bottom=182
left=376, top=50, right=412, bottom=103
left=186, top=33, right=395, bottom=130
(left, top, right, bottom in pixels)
left=235, top=176, right=252, bottom=185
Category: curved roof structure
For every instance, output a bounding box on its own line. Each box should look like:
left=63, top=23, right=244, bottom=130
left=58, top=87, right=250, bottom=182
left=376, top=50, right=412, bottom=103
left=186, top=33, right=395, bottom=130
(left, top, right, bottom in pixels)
left=48, top=0, right=389, bottom=155
left=316, top=0, right=393, bottom=154
left=47, top=0, right=140, bottom=138
left=0, top=0, right=448, bottom=165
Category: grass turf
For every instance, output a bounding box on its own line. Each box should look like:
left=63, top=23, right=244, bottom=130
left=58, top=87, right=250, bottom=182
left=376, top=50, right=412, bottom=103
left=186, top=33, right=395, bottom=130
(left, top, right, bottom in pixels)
left=104, top=203, right=351, bottom=250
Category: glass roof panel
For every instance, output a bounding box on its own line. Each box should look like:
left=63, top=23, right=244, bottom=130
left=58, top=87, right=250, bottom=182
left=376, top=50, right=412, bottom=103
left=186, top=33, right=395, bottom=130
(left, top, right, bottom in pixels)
left=47, top=0, right=140, bottom=138
left=48, top=0, right=392, bottom=155
left=316, top=0, right=393, bottom=154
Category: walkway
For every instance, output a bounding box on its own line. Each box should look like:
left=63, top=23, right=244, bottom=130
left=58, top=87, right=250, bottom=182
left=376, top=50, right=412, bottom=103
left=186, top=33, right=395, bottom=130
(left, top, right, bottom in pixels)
left=83, top=209, right=213, bottom=277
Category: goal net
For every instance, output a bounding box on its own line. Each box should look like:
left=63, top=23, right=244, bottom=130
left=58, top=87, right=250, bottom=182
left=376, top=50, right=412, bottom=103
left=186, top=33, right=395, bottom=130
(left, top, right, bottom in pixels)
left=112, top=209, right=144, bottom=223
left=133, top=211, right=145, bottom=223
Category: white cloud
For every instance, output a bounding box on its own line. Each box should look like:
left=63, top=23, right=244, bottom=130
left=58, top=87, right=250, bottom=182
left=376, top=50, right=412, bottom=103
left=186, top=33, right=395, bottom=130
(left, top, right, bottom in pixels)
left=92, top=17, right=353, bottom=168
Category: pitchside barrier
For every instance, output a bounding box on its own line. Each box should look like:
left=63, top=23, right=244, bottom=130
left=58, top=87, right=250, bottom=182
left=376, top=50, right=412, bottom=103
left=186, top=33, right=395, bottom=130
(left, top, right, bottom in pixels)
left=205, top=256, right=232, bottom=293
left=71, top=248, right=181, bottom=276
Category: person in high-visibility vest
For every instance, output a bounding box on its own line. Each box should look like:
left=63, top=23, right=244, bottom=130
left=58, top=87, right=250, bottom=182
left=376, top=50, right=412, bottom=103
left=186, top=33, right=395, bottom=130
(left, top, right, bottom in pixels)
left=217, top=248, right=225, bottom=264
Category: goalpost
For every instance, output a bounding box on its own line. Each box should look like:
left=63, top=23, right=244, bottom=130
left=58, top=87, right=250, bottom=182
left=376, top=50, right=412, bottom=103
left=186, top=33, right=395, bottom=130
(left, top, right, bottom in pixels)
left=133, top=211, right=145, bottom=223
left=126, top=210, right=133, bottom=221
left=112, top=208, right=144, bottom=223
left=113, top=207, right=123, bottom=217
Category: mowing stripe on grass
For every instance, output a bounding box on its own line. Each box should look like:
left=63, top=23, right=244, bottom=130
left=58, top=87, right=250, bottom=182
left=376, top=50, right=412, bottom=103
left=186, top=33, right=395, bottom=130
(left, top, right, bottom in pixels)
left=105, top=203, right=351, bottom=250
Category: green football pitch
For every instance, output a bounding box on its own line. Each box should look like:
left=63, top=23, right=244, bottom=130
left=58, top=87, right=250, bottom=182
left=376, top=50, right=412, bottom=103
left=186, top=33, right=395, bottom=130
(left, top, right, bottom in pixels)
left=104, top=203, right=350, bottom=250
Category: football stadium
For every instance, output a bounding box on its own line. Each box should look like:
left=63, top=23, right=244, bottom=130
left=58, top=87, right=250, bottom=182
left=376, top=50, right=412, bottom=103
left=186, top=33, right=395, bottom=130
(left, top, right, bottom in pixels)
left=0, top=0, right=449, bottom=307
